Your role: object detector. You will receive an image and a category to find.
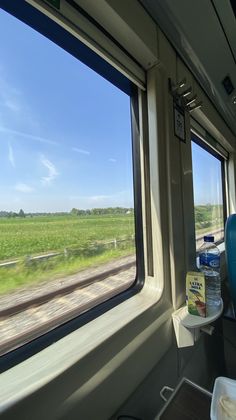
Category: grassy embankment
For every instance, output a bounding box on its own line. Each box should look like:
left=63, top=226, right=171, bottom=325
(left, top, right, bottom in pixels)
left=194, top=204, right=224, bottom=236
left=1, top=205, right=224, bottom=294
left=0, top=214, right=135, bottom=294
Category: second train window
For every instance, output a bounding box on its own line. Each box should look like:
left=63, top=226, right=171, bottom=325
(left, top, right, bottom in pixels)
left=191, top=133, right=226, bottom=251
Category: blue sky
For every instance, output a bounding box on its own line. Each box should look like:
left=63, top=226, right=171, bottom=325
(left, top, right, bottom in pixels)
left=0, top=9, right=223, bottom=214
left=0, top=9, right=134, bottom=212
left=191, top=141, right=223, bottom=205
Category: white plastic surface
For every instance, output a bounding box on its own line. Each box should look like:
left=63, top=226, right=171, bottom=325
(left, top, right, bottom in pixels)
left=180, top=298, right=223, bottom=328
left=172, top=300, right=223, bottom=348
left=172, top=307, right=196, bottom=347
left=211, top=376, right=236, bottom=420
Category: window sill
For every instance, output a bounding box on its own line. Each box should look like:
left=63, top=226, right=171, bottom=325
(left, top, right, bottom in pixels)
left=0, top=276, right=171, bottom=412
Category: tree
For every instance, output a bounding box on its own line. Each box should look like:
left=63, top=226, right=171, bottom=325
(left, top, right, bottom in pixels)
left=19, top=209, right=25, bottom=218
left=70, top=208, right=78, bottom=216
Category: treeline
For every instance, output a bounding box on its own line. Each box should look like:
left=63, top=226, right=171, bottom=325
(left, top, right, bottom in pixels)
left=70, top=207, right=134, bottom=216
left=0, top=205, right=222, bottom=220
left=0, top=209, right=27, bottom=218
left=0, top=207, right=134, bottom=218
left=0, top=209, right=69, bottom=218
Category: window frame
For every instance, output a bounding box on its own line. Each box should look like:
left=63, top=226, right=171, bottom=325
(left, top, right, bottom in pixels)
left=0, top=1, right=145, bottom=372
left=191, top=130, right=228, bottom=250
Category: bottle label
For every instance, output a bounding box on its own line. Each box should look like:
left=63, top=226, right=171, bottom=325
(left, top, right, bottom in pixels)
left=199, top=253, right=220, bottom=269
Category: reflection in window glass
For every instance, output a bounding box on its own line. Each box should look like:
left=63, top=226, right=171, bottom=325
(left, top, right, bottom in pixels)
left=0, top=9, right=136, bottom=355
left=191, top=138, right=224, bottom=250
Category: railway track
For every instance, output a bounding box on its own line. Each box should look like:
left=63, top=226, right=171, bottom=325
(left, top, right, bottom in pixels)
left=0, top=256, right=136, bottom=317
left=0, top=255, right=136, bottom=356
left=0, top=228, right=224, bottom=356
left=196, top=227, right=224, bottom=249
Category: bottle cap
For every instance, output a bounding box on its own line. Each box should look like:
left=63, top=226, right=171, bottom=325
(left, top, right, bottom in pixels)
left=204, top=235, right=214, bottom=242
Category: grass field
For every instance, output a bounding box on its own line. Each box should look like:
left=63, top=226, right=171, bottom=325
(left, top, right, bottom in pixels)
left=194, top=204, right=224, bottom=240
left=195, top=222, right=224, bottom=236
left=0, top=214, right=135, bottom=260
left=0, top=214, right=136, bottom=294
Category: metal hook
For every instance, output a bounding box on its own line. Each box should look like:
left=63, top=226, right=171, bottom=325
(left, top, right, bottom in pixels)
left=169, top=78, right=186, bottom=94
left=185, top=95, right=197, bottom=106
left=180, top=87, right=192, bottom=97
left=188, top=101, right=202, bottom=112
left=177, top=78, right=186, bottom=89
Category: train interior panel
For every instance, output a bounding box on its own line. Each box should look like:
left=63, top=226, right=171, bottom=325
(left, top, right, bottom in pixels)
left=0, top=0, right=236, bottom=419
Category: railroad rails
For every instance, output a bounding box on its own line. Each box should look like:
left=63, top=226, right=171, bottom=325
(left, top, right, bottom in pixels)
left=195, top=227, right=224, bottom=249
left=0, top=255, right=136, bottom=356
left=0, top=228, right=224, bottom=356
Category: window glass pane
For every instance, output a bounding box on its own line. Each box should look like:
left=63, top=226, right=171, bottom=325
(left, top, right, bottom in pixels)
left=0, top=9, right=136, bottom=355
left=191, top=138, right=224, bottom=250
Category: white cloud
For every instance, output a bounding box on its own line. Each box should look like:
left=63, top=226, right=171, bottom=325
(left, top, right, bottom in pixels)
left=0, top=78, right=29, bottom=144
left=0, top=70, right=46, bottom=136
left=72, top=147, right=90, bottom=155
left=40, top=155, right=59, bottom=185
left=5, top=99, right=20, bottom=113
left=0, top=126, right=57, bottom=146
left=8, top=143, right=15, bottom=168
left=88, top=195, right=110, bottom=202
left=69, top=190, right=133, bottom=208
left=108, top=158, right=116, bottom=162
left=0, top=74, right=21, bottom=115
left=15, top=183, right=34, bottom=193
left=69, top=194, right=111, bottom=202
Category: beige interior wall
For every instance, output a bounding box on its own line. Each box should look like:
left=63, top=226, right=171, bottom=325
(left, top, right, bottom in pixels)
left=1, top=2, right=236, bottom=420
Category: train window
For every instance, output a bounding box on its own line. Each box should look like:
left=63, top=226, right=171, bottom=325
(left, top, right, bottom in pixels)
left=191, top=134, right=225, bottom=251
left=0, top=7, right=141, bottom=358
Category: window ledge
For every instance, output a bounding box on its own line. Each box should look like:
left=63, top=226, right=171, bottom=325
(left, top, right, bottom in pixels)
left=0, top=277, right=171, bottom=412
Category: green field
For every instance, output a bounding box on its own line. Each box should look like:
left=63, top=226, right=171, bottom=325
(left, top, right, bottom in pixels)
left=0, top=214, right=135, bottom=294
left=194, top=204, right=224, bottom=235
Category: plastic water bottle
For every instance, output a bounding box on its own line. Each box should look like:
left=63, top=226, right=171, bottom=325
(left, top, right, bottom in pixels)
left=199, top=235, right=221, bottom=309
